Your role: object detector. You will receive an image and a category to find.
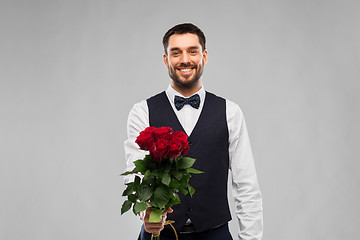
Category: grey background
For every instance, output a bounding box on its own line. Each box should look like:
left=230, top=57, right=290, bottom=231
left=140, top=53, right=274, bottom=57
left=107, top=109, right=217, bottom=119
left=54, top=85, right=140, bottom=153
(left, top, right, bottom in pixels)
left=1, top=0, right=359, bottom=239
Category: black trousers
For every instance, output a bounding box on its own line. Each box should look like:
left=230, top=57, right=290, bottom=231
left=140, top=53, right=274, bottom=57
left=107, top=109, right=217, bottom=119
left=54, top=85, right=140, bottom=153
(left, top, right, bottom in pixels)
left=138, top=223, right=233, bottom=240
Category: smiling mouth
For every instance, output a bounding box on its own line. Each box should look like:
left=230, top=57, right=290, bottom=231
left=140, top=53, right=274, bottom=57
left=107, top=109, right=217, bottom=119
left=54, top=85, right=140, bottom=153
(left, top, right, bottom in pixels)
left=177, top=67, right=195, bottom=73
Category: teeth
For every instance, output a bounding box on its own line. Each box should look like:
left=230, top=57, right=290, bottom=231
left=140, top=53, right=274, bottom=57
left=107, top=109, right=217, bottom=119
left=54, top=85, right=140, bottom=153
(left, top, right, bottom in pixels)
left=179, top=68, right=192, bottom=72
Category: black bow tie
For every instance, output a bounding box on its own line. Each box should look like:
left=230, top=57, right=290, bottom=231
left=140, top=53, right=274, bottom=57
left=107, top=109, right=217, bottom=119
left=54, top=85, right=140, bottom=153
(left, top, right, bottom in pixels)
left=174, top=94, right=200, bottom=110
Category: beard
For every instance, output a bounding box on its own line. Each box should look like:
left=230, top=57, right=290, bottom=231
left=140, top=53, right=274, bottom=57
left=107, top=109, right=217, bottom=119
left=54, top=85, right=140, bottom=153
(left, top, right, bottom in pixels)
left=168, top=62, right=204, bottom=89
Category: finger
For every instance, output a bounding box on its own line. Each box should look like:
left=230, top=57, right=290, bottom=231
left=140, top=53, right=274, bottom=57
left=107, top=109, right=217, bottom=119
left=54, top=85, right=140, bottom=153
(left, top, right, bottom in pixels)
left=145, top=223, right=165, bottom=229
left=145, top=219, right=165, bottom=226
left=144, top=227, right=164, bottom=234
left=144, top=218, right=165, bottom=225
left=162, top=208, right=173, bottom=216
left=144, top=222, right=165, bottom=233
left=143, top=207, right=155, bottom=221
left=144, top=226, right=164, bottom=232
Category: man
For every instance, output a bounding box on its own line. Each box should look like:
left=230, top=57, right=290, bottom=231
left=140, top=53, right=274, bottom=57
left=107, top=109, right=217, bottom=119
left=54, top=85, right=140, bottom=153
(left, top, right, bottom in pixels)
left=124, top=23, right=263, bottom=240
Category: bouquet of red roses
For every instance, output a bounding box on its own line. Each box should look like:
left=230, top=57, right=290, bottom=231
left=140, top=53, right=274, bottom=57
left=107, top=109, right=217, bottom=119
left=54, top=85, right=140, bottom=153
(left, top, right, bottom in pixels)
left=121, top=126, right=203, bottom=231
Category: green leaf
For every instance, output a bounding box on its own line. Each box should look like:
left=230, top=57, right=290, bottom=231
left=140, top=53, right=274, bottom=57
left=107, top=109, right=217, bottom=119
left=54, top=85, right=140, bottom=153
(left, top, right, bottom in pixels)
left=133, top=202, right=147, bottom=214
left=149, top=208, right=163, bottom=223
left=167, top=193, right=181, bottom=207
left=187, top=168, right=204, bottom=174
left=154, top=185, right=170, bottom=209
left=166, top=199, right=176, bottom=209
left=143, top=170, right=151, bottom=180
left=169, top=179, right=181, bottom=189
left=177, top=157, right=196, bottom=169
left=144, top=155, right=157, bottom=171
left=128, top=194, right=137, bottom=203
left=134, top=176, right=141, bottom=187
left=121, top=200, right=132, bottom=214
left=142, top=174, right=155, bottom=185
left=172, top=170, right=185, bottom=181
left=151, top=170, right=161, bottom=178
left=120, top=171, right=134, bottom=176
left=179, top=187, right=188, bottom=195
left=134, top=160, right=147, bottom=173
left=148, top=200, right=159, bottom=208
left=179, top=173, right=190, bottom=188
left=188, top=185, right=195, bottom=197
left=137, top=185, right=154, bottom=201
left=161, top=161, right=172, bottom=173
left=160, top=172, right=171, bottom=186
left=125, top=181, right=134, bottom=186
left=120, top=167, right=139, bottom=175
left=173, top=193, right=181, bottom=203
left=122, top=184, right=134, bottom=196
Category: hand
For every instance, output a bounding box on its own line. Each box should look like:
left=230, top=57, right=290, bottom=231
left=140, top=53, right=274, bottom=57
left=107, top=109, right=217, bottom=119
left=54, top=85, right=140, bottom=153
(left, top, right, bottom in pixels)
left=143, top=207, right=173, bottom=234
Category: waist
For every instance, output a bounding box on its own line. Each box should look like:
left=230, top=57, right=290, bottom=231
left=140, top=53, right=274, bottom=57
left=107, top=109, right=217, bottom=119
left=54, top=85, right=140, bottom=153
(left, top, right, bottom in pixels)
left=180, top=222, right=227, bottom=234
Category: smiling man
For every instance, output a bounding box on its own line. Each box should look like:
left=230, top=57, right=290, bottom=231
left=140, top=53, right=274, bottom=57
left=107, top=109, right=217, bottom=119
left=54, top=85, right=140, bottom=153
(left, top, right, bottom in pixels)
left=163, top=32, right=207, bottom=96
left=124, top=23, right=263, bottom=240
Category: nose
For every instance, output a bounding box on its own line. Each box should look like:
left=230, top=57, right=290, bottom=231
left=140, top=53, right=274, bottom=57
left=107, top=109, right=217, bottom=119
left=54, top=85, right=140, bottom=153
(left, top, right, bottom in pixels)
left=180, top=52, right=190, bottom=64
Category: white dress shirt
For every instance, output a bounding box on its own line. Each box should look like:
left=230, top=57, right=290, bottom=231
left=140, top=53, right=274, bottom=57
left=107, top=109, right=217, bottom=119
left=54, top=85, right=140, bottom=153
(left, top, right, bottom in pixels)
left=124, top=85, right=263, bottom=240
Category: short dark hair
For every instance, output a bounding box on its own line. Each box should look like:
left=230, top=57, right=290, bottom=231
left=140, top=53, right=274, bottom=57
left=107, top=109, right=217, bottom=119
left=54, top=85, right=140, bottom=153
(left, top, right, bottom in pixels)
left=162, top=23, right=206, bottom=54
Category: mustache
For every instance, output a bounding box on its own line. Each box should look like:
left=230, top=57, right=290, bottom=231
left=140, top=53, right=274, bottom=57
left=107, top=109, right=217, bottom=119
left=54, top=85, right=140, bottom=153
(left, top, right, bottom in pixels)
left=177, top=63, right=196, bottom=68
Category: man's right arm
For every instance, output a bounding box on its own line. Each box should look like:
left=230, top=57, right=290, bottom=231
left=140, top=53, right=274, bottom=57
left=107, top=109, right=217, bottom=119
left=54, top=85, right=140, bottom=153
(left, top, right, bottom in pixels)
left=123, top=100, right=172, bottom=234
left=124, top=100, right=149, bottom=184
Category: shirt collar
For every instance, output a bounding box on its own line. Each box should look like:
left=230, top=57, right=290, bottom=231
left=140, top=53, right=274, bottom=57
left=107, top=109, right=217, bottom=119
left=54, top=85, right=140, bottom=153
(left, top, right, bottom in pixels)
left=166, top=84, right=206, bottom=104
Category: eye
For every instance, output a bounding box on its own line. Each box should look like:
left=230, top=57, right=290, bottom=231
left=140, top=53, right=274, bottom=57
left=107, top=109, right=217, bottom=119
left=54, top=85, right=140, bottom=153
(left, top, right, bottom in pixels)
left=171, top=51, right=180, bottom=56
left=190, top=50, right=198, bottom=55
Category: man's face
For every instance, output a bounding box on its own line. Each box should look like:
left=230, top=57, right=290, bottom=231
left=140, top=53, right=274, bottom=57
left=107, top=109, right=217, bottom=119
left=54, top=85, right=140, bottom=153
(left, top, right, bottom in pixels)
left=163, top=33, right=208, bottom=89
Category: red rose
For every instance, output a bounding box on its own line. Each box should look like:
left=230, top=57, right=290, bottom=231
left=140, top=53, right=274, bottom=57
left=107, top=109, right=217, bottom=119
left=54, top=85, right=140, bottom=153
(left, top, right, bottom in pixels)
left=150, top=138, right=169, bottom=162
left=172, top=131, right=188, bottom=144
left=172, top=131, right=189, bottom=155
left=135, top=127, right=156, bottom=150
left=182, top=143, right=189, bottom=155
left=136, top=127, right=190, bottom=161
left=144, top=126, right=157, bottom=133
left=167, top=139, right=182, bottom=159
left=153, top=127, right=172, bottom=141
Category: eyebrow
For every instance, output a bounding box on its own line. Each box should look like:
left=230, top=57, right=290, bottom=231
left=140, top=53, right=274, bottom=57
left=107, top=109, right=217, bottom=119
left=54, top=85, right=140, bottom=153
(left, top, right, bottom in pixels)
left=169, top=46, right=201, bottom=52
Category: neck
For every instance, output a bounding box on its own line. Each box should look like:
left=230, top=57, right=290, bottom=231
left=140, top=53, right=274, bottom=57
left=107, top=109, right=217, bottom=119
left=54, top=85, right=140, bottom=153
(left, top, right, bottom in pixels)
left=171, top=80, right=202, bottom=97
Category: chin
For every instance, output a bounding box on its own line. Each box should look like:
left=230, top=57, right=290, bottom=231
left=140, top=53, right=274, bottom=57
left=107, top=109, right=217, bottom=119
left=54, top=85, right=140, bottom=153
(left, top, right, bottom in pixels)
left=169, top=69, right=202, bottom=89
left=175, top=78, right=199, bottom=89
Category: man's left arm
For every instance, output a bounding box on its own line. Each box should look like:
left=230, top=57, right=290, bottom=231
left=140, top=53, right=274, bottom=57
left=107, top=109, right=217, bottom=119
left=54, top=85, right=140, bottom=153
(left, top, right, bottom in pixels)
left=227, top=100, right=263, bottom=240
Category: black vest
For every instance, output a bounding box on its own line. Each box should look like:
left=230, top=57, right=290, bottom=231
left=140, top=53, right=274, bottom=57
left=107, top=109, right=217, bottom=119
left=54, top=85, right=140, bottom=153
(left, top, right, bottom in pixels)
left=147, top=91, right=232, bottom=233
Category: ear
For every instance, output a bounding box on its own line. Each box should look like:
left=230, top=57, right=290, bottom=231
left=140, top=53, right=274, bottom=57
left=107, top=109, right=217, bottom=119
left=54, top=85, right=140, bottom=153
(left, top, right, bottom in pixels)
left=163, top=54, right=169, bottom=68
left=202, top=49, right=208, bottom=65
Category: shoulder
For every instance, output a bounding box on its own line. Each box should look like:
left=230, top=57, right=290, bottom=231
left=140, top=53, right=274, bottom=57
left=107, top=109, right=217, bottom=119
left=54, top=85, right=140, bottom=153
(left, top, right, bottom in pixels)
left=204, top=91, right=227, bottom=110
left=206, top=91, right=244, bottom=116
left=128, top=99, right=148, bottom=118
left=147, top=91, right=166, bottom=102
left=224, top=99, right=247, bottom=138
left=226, top=99, right=244, bottom=117
left=205, top=91, right=225, bottom=101
left=129, top=91, right=166, bottom=118
left=224, top=98, right=245, bottom=125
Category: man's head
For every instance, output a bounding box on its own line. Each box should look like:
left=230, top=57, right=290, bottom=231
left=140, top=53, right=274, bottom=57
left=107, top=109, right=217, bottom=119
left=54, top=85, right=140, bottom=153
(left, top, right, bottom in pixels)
left=162, top=23, right=208, bottom=94
left=162, top=23, right=206, bottom=54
